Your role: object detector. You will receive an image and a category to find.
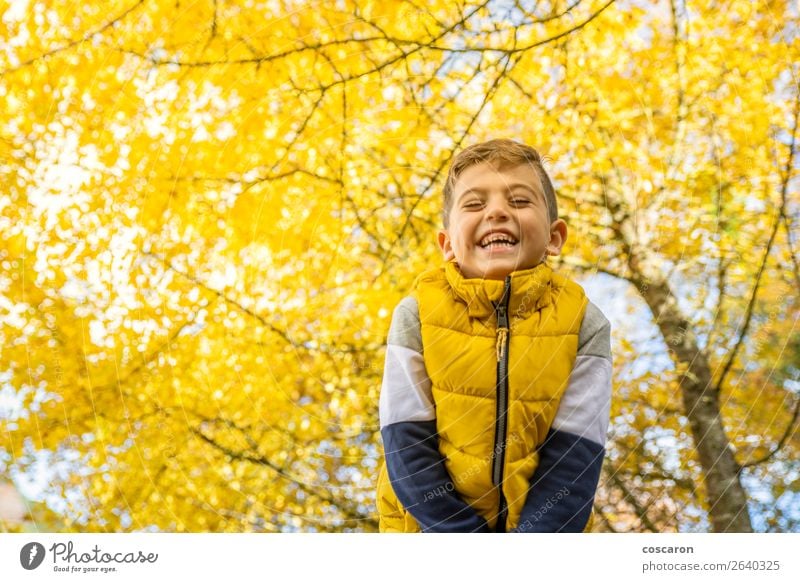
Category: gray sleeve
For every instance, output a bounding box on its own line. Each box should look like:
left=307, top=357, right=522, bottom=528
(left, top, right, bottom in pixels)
left=551, top=300, right=612, bottom=445
left=578, top=301, right=612, bottom=362
left=379, top=295, right=434, bottom=428
left=386, top=295, right=423, bottom=354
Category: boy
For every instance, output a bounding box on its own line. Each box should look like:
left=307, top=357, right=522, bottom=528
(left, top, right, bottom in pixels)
left=376, top=139, right=612, bottom=533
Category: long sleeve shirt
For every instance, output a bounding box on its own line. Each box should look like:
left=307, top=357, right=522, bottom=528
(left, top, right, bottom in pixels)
left=379, top=295, right=612, bottom=532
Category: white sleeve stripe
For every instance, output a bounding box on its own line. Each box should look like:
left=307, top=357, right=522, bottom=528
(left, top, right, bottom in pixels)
left=551, top=354, right=612, bottom=446
left=379, top=344, right=435, bottom=429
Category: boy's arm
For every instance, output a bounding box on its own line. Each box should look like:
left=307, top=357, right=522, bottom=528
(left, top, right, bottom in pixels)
left=379, top=296, right=490, bottom=533
left=514, top=301, right=612, bottom=533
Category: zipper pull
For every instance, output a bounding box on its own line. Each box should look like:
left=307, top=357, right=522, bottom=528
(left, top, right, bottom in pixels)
left=496, top=301, right=509, bottom=362
left=495, top=276, right=511, bottom=362
left=496, top=326, right=508, bottom=362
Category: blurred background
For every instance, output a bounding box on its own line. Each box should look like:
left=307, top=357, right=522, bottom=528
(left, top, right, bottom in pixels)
left=0, top=0, right=798, bottom=532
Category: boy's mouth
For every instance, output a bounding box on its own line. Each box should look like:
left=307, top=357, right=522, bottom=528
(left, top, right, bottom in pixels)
left=478, top=232, right=518, bottom=249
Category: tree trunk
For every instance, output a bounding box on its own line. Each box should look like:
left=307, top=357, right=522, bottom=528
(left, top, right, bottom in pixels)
left=628, top=258, right=753, bottom=532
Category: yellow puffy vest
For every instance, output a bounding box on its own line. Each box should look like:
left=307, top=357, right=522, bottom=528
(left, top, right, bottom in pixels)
left=377, top=260, right=588, bottom=532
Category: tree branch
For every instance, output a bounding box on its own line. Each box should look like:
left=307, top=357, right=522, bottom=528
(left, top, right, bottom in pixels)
left=190, top=427, right=372, bottom=527
left=713, top=209, right=781, bottom=392
left=714, top=82, right=799, bottom=392
left=606, top=465, right=659, bottom=532
left=1, top=0, right=146, bottom=76
left=739, top=396, right=800, bottom=470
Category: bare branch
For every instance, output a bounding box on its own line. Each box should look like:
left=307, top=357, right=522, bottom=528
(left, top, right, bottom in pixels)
left=782, top=211, right=800, bottom=292
left=141, top=249, right=374, bottom=357
left=740, top=396, right=800, bottom=470
left=1, top=1, right=147, bottom=76
left=778, top=86, right=800, bottom=293
left=593, top=503, right=622, bottom=533
left=115, top=0, right=616, bottom=98
left=374, top=48, right=521, bottom=280
left=190, top=427, right=372, bottom=527
left=713, top=209, right=781, bottom=392
left=715, top=83, right=799, bottom=392
left=605, top=464, right=659, bottom=532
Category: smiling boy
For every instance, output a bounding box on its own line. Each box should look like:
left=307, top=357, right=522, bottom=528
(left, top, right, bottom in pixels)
left=437, top=159, right=566, bottom=279
left=376, top=139, right=612, bottom=532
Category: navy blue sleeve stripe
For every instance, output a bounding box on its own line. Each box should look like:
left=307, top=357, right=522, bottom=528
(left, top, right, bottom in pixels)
left=382, top=420, right=490, bottom=533
left=513, top=428, right=605, bottom=533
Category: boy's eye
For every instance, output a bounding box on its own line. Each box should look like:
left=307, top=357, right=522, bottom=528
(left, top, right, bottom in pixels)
left=463, top=200, right=483, bottom=209
left=511, top=198, right=531, bottom=205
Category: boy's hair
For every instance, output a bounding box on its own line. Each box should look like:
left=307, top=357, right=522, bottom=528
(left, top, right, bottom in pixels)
left=442, top=138, right=558, bottom=227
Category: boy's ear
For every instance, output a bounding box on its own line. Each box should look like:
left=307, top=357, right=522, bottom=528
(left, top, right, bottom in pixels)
left=437, top=229, right=455, bottom=261
left=545, top=219, right=568, bottom=257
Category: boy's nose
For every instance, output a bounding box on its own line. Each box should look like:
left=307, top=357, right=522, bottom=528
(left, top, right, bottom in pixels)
left=485, top=198, right=510, bottom=221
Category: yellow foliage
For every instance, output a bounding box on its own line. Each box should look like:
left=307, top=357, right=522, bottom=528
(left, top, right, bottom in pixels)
left=1, top=0, right=798, bottom=532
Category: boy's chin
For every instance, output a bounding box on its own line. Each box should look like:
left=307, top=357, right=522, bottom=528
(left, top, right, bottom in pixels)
left=460, top=262, right=518, bottom=280
left=459, top=258, right=542, bottom=280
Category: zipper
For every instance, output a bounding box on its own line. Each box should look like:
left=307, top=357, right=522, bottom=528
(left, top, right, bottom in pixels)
left=491, top=275, right=511, bottom=533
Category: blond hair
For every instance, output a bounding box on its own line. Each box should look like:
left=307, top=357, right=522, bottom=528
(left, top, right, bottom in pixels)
left=442, top=139, right=558, bottom=227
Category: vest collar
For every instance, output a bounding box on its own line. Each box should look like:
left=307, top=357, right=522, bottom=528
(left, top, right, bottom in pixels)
left=443, top=260, right=553, bottom=319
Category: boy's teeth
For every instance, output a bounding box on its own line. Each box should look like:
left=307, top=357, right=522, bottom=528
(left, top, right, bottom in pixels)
left=480, top=234, right=516, bottom=247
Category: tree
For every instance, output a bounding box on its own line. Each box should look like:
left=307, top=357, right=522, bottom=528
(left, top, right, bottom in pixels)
left=1, top=0, right=797, bottom=532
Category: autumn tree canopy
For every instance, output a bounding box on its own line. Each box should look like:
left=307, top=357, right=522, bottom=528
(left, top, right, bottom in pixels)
left=1, top=0, right=798, bottom=532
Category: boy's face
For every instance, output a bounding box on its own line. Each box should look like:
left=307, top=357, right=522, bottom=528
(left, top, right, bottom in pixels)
left=438, top=161, right=567, bottom=280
